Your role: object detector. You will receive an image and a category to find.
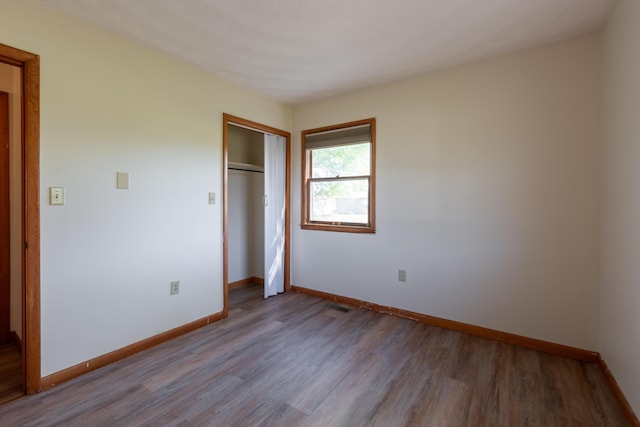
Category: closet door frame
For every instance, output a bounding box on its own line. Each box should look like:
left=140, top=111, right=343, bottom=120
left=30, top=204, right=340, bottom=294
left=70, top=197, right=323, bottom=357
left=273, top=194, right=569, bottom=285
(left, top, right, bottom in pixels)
left=222, top=113, right=291, bottom=316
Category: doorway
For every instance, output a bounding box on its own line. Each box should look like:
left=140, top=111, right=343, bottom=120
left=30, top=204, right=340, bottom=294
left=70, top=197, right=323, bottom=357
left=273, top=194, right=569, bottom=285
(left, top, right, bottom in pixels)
left=0, top=71, right=22, bottom=405
left=1, top=90, right=9, bottom=345
left=222, top=114, right=290, bottom=316
left=0, top=42, right=40, bottom=396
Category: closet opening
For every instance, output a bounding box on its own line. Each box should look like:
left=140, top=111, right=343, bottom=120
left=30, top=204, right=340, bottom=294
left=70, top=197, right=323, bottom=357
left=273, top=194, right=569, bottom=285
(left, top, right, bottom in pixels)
left=222, top=114, right=290, bottom=316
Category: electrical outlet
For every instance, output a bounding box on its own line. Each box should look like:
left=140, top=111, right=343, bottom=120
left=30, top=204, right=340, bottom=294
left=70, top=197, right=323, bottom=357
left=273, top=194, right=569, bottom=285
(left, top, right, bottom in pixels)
left=170, top=281, right=180, bottom=295
left=398, top=270, right=407, bottom=282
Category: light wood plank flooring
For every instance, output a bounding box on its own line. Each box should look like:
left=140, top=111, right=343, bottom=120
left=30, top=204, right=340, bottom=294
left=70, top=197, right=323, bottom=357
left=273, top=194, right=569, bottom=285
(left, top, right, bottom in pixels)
left=0, top=342, right=22, bottom=405
left=0, top=283, right=629, bottom=426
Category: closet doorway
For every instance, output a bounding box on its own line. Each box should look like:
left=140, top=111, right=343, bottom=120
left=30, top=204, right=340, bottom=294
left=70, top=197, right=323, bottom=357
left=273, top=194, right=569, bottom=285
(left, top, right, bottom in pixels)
left=222, top=114, right=290, bottom=315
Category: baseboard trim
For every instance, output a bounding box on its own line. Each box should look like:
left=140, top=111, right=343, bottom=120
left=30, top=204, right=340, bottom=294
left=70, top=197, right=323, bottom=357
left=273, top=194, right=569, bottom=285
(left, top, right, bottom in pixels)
left=40, top=311, right=225, bottom=391
left=598, top=356, right=640, bottom=426
left=291, top=285, right=599, bottom=363
left=229, top=277, right=264, bottom=289
left=10, top=330, right=22, bottom=354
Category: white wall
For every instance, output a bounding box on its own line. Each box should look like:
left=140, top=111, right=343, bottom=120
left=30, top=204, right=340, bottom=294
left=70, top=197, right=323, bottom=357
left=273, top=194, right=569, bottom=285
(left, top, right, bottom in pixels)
left=600, top=0, right=640, bottom=414
left=0, top=61, right=23, bottom=340
left=0, top=0, right=291, bottom=376
left=293, top=34, right=602, bottom=350
left=228, top=170, right=264, bottom=283
left=228, top=126, right=265, bottom=283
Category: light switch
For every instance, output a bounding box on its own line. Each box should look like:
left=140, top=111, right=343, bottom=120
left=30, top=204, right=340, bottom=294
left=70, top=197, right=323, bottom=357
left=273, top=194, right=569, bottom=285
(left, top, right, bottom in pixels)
left=208, top=192, right=216, bottom=205
left=49, top=187, right=64, bottom=205
left=116, top=172, right=129, bottom=189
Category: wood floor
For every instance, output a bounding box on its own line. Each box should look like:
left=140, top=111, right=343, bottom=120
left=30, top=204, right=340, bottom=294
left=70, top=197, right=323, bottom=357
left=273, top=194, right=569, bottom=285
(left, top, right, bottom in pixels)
left=0, top=283, right=629, bottom=426
left=0, top=342, right=22, bottom=405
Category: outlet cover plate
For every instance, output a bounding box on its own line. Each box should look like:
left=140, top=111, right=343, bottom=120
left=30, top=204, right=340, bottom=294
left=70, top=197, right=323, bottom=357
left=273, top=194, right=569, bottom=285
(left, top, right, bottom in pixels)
left=116, top=172, right=130, bottom=189
left=398, top=270, right=407, bottom=282
left=170, top=281, right=180, bottom=295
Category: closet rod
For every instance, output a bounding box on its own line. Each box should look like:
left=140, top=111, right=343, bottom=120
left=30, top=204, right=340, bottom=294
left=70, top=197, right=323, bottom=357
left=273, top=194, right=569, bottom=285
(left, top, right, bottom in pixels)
left=228, top=167, right=264, bottom=173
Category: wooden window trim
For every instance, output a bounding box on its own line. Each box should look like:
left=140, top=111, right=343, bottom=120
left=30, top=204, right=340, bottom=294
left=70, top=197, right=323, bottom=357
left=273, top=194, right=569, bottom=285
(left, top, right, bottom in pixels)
left=301, top=118, right=376, bottom=234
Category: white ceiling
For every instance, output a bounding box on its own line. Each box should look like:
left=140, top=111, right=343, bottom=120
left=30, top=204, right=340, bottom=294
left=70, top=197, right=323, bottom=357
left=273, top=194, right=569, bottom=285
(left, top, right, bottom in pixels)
left=40, top=0, right=616, bottom=104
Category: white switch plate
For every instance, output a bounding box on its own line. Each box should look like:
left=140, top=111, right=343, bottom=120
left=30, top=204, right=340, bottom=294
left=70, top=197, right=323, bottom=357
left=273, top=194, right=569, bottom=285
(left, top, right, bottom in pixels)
left=49, top=187, right=64, bottom=205
left=170, top=281, right=180, bottom=295
left=116, top=172, right=130, bottom=189
left=208, top=192, right=216, bottom=204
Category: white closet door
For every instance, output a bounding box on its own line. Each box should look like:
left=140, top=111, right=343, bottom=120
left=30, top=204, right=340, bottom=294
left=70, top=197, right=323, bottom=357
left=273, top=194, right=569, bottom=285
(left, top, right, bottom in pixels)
left=263, top=134, right=286, bottom=298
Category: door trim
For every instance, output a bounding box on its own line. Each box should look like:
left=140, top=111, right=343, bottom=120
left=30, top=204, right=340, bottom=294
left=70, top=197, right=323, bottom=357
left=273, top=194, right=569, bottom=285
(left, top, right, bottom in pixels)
left=0, top=43, right=41, bottom=394
left=222, top=113, right=291, bottom=317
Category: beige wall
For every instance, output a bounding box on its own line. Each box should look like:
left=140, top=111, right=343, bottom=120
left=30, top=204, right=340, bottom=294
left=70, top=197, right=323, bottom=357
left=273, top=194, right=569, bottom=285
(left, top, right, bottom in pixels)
left=0, top=0, right=291, bottom=375
left=601, top=0, right=640, bottom=415
left=293, top=34, right=602, bottom=350
left=0, top=61, right=22, bottom=340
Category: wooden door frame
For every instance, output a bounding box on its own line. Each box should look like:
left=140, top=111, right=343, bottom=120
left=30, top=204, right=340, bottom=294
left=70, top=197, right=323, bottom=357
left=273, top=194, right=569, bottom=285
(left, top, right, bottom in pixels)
left=222, top=113, right=290, bottom=317
left=0, top=43, right=41, bottom=394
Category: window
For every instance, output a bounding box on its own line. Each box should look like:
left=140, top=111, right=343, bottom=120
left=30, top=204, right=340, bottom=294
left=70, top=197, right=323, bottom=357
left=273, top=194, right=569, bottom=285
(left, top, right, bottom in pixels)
left=302, top=118, right=376, bottom=233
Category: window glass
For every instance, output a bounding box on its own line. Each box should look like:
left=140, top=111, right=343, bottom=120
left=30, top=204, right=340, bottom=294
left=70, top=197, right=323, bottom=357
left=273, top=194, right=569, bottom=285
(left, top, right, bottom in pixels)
left=311, top=143, right=370, bottom=178
left=302, top=118, right=376, bottom=233
left=310, top=179, right=369, bottom=224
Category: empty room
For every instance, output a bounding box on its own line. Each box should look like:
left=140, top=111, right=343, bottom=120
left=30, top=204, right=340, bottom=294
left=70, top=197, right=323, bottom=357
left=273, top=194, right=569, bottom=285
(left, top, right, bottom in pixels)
left=0, top=0, right=638, bottom=425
